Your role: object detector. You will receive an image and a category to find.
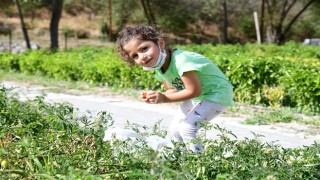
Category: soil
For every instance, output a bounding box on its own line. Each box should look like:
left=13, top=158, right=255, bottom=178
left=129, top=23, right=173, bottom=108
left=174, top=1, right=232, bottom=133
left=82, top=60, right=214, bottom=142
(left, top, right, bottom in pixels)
left=0, top=9, right=114, bottom=50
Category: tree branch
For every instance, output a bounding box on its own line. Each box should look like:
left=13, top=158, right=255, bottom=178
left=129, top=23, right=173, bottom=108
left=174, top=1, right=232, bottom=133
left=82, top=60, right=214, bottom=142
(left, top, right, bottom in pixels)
left=283, top=0, right=316, bottom=35
left=284, top=0, right=297, bottom=17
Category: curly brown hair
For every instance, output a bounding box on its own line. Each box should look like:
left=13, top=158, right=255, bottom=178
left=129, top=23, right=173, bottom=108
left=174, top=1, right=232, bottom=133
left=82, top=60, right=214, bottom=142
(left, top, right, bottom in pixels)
left=115, top=25, right=164, bottom=67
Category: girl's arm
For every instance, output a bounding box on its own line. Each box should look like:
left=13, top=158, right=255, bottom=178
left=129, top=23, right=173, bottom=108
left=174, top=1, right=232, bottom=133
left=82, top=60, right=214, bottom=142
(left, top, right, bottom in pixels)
left=163, top=81, right=178, bottom=94
left=148, top=71, right=202, bottom=103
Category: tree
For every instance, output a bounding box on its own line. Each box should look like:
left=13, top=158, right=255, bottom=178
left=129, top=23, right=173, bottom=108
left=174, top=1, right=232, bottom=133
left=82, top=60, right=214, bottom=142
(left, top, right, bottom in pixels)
left=260, top=0, right=265, bottom=43
left=112, top=0, right=141, bottom=32
left=265, top=0, right=318, bottom=44
left=222, top=0, right=228, bottom=44
left=50, top=0, right=63, bottom=50
left=14, top=0, right=31, bottom=49
left=108, top=0, right=112, bottom=41
left=140, top=0, right=155, bottom=25
left=202, top=0, right=259, bottom=43
left=149, top=0, right=203, bottom=33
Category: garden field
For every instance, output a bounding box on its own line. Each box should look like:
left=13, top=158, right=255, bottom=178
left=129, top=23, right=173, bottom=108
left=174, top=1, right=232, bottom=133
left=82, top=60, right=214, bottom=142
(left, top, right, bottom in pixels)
left=0, top=42, right=320, bottom=179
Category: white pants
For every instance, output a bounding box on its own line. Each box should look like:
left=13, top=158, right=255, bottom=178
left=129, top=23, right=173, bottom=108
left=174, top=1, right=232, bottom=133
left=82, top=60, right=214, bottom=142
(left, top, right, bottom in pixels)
left=169, top=100, right=226, bottom=152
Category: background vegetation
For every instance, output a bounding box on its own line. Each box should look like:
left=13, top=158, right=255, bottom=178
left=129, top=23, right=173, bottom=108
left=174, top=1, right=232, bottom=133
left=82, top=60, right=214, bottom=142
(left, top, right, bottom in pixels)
left=0, top=0, right=320, bottom=50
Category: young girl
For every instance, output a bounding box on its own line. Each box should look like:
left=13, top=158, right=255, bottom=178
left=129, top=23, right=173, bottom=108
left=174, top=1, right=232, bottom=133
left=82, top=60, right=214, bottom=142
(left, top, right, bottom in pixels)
left=116, top=25, right=233, bottom=152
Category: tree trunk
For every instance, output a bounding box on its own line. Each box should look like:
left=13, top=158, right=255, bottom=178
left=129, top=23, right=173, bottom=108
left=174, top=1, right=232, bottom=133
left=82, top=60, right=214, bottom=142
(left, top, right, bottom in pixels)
left=50, top=0, right=63, bottom=50
left=15, top=0, right=31, bottom=49
left=266, top=24, right=275, bottom=43
left=223, top=0, right=228, bottom=44
left=146, top=0, right=155, bottom=24
left=140, top=0, right=155, bottom=25
left=265, top=0, right=274, bottom=43
left=260, top=0, right=265, bottom=43
left=108, top=0, right=112, bottom=41
left=275, top=25, right=285, bottom=45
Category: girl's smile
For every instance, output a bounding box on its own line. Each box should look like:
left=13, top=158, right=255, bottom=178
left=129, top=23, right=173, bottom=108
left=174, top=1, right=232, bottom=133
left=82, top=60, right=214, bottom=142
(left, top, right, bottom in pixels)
left=123, top=38, right=163, bottom=67
left=142, top=55, right=152, bottom=65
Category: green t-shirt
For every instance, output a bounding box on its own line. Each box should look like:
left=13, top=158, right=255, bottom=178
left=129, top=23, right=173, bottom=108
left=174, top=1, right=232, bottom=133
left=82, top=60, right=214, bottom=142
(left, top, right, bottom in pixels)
left=154, top=49, right=233, bottom=106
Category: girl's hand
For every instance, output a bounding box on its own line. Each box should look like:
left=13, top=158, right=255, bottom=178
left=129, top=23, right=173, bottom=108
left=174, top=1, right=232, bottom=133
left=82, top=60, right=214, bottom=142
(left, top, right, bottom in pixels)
left=141, top=92, right=147, bottom=99
left=141, top=91, right=150, bottom=103
left=141, top=91, right=165, bottom=104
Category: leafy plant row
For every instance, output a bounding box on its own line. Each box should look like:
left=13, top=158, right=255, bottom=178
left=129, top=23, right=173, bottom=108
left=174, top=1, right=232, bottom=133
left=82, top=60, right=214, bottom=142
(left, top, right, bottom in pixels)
left=177, top=42, right=320, bottom=113
left=0, top=42, right=319, bottom=112
left=0, top=87, right=319, bottom=179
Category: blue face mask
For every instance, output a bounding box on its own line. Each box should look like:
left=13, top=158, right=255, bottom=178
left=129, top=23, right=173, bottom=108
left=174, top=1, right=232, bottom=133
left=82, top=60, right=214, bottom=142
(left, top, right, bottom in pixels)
left=143, top=46, right=166, bottom=71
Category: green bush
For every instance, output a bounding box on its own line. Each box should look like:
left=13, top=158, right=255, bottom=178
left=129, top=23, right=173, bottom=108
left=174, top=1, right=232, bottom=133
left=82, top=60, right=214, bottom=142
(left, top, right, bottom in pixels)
left=0, top=53, right=19, bottom=71
left=176, top=43, right=320, bottom=112
left=18, top=50, right=45, bottom=74
left=280, top=63, right=320, bottom=112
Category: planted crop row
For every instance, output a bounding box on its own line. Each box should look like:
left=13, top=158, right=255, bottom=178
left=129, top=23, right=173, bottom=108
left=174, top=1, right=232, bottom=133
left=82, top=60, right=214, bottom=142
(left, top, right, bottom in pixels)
left=0, top=87, right=319, bottom=179
left=0, top=42, right=319, bottom=112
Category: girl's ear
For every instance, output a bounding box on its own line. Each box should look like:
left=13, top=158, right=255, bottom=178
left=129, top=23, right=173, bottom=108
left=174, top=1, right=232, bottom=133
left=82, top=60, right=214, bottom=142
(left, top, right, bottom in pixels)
left=158, top=38, right=165, bottom=48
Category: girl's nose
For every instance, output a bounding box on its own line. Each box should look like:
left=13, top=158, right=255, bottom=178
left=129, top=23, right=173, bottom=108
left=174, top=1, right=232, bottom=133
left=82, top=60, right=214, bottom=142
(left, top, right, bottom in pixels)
left=141, top=55, right=148, bottom=61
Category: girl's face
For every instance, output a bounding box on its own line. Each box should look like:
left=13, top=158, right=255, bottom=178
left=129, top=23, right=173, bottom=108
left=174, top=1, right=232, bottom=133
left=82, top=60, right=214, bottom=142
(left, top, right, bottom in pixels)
left=123, top=38, right=164, bottom=68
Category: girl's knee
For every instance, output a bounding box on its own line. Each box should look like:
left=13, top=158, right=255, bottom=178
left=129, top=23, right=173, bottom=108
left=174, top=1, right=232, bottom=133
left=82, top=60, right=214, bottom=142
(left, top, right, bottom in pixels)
left=169, top=126, right=182, bottom=141
left=175, top=122, right=204, bottom=153
left=188, top=143, right=204, bottom=153
left=178, top=122, right=199, bottom=141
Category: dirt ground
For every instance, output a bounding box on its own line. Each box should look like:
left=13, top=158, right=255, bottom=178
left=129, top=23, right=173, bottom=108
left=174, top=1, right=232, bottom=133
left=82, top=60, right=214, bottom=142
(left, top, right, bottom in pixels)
left=0, top=9, right=114, bottom=50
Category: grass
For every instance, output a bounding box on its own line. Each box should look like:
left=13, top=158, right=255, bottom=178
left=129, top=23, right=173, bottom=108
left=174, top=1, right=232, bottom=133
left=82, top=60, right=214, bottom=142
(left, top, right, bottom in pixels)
left=243, top=107, right=320, bottom=126
left=219, top=103, right=320, bottom=128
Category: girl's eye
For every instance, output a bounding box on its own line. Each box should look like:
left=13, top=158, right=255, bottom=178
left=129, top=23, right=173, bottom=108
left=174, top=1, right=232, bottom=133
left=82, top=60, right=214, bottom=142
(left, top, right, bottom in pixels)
left=142, top=47, right=148, bottom=52
left=132, top=54, right=138, bottom=60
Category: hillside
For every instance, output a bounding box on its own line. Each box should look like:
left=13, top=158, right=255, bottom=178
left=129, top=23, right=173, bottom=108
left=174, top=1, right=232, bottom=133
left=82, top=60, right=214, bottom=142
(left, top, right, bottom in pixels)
left=0, top=7, right=113, bottom=49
